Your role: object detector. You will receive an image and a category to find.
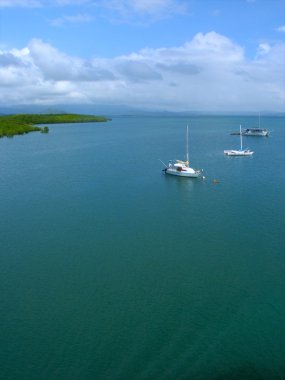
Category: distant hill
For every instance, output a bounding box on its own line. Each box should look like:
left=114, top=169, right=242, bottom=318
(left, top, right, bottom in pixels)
left=0, top=104, right=134, bottom=117
left=0, top=104, right=284, bottom=118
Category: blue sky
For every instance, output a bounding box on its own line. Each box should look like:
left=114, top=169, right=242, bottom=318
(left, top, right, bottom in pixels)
left=0, top=0, right=284, bottom=113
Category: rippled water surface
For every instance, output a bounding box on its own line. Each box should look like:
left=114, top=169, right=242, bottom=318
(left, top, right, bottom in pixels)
left=1, top=115, right=285, bottom=379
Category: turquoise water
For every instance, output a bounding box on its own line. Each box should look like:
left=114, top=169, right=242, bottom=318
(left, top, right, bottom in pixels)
left=1, top=115, right=285, bottom=379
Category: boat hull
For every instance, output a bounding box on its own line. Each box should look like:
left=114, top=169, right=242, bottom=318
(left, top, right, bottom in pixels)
left=243, top=129, right=269, bottom=136
left=231, top=130, right=269, bottom=136
left=165, top=168, right=201, bottom=177
left=224, top=150, right=254, bottom=156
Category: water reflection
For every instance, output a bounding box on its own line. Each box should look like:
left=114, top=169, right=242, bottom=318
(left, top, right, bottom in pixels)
left=162, top=171, right=204, bottom=192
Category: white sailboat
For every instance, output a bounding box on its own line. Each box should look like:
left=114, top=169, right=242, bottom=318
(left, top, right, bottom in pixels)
left=224, top=125, right=254, bottom=156
left=243, top=114, right=270, bottom=136
left=162, top=125, right=202, bottom=177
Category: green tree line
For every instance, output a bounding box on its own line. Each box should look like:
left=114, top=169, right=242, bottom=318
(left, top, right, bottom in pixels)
left=0, top=113, right=108, bottom=138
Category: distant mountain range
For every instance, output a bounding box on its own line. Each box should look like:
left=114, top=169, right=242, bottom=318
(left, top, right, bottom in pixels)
left=0, top=104, right=284, bottom=117
left=0, top=104, right=145, bottom=117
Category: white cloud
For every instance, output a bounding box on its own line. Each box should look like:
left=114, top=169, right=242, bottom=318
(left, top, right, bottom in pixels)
left=0, top=0, right=188, bottom=25
left=54, top=0, right=90, bottom=4
left=0, top=0, right=90, bottom=6
left=0, top=32, right=284, bottom=112
left=50, top=13, right=93, bottom=26
left=257, top=42, right=271, bottom=56
left=104, top=0, right=187, bottom=15
left=211, top=9, right=221, bottom=17
left=277, top=25, right=285, bottom=33
left=27, top=39, right=115, bottom=81
left=95, top=0, right=189, bottom=23
left=116, top=60, right=162, bottom=82
left=0, top=0, right=188, bottom=17
left=0, top=0, right=41, bottom=7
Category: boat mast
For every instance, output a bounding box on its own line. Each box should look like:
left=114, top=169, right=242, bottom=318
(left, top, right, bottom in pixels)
left=240, top=125, right=243, bottom=150
left=186, top=125, right=189, bottom=165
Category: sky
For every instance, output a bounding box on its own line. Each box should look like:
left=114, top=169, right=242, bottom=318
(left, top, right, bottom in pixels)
left=0, top=0, right=285, bottom=113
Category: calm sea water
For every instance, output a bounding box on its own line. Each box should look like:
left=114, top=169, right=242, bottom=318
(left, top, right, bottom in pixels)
left=1, top=115, right=285, bottom=380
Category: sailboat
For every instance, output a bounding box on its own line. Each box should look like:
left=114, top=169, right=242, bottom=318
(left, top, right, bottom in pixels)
left=243, top=113, right=270, bottom=136
left=224, top=125, right=254, bottom=156
left=162, top=125, right=202, bottom=177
